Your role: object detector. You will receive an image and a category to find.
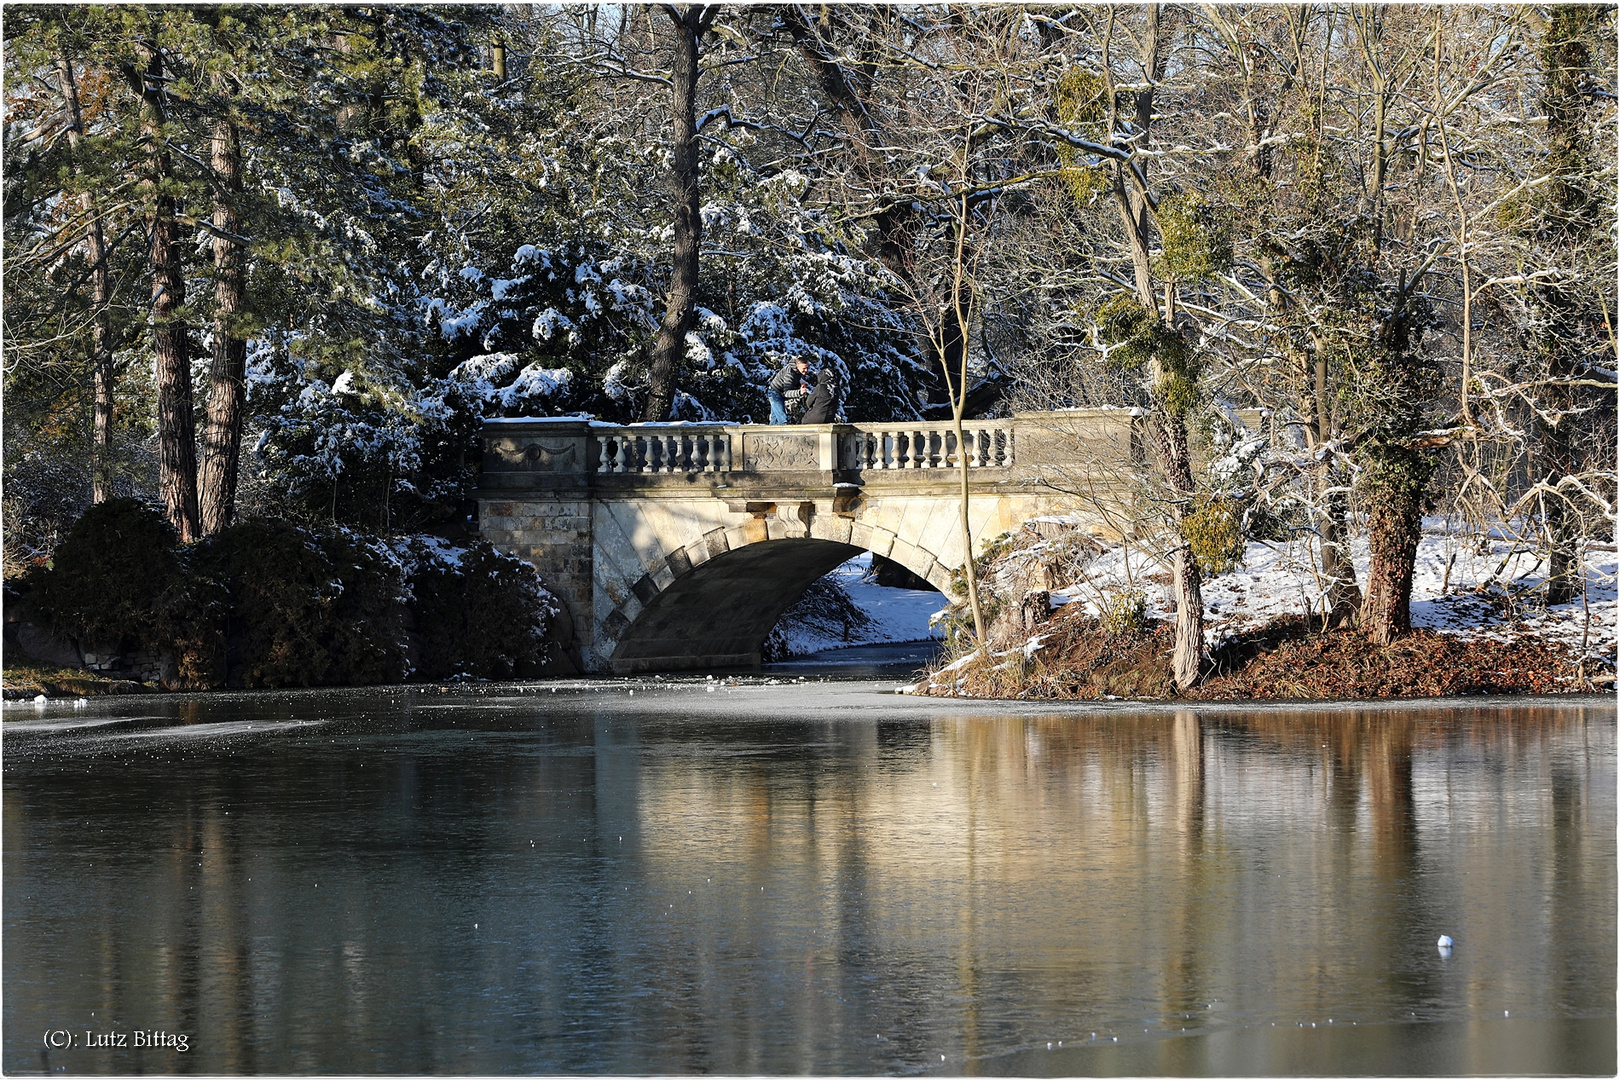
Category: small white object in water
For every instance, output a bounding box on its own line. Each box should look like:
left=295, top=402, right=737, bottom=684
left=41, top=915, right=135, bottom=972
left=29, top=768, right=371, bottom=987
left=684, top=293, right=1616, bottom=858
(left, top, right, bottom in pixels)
left=1438, top=934, right=1454, bottom=953
left=33, top=694, right=47, bottom=704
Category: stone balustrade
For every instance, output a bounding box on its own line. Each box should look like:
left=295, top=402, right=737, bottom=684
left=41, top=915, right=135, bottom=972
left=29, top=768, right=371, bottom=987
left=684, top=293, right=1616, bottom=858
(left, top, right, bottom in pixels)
left=483, top=415, right=1054, bottom=490
left=595, top=427, right=734, bottom=474
left=838, top=422, right=1014, bottom=472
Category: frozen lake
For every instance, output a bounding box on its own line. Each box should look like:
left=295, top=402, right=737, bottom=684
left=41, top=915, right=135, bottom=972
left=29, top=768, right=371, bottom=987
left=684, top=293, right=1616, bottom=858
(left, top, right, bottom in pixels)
left=3, top=682, right=1613, bottom=1074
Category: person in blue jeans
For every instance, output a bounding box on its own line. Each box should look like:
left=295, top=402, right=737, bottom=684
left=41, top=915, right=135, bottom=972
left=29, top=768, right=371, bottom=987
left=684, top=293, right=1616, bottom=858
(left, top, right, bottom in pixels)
left=766, top=357, right=812, bottom=424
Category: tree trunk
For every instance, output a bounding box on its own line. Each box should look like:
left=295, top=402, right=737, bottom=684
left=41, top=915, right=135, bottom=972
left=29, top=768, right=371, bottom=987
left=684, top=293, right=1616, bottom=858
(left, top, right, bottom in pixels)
left=1532, top=6, right=1599, bottom=608
left=644, top=5, right=710, bottom=422
left=1360, top=466, right=1422, bottom=646
left=199, top=83, right=246, bottom=536
left=57, top=56, right=116, bottom=504
left=139, top=41, right=200, bottom=542
left=1150, top=409, right=1206, bottom=688
left=1105, top=5, right=1202, bottom=687
left=939, top=201, right=987, bottom=645
left=1542, top=491, right=1578, bottom=606
left=1315, top=354, right=1362, bottom=625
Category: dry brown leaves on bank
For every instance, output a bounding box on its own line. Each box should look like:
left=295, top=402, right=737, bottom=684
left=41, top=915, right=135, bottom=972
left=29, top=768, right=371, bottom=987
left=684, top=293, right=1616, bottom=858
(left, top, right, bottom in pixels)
left=1188, top=616, right=1598, bottom=700
left=919, top=603, right=1605, bottom=701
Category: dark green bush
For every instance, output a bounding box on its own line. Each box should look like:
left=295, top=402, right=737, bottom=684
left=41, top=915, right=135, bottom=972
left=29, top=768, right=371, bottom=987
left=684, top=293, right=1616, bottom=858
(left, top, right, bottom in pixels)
left=27, top=499, right=556, bottom=687
left=195, top=522, right=408, bottom=688
left=407, top=540, right=554, bottom=680
left=31, top=498, right=183, bottom=651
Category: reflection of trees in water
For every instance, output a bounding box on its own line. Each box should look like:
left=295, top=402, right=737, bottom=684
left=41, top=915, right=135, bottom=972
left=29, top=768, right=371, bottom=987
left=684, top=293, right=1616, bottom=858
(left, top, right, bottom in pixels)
left=13, top=697, right=1608, bottom=1073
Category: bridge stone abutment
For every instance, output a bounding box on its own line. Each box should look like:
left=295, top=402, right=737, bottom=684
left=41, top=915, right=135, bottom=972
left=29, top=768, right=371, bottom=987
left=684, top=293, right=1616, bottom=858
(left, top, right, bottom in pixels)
left=477, top=413, right=1141, bottom=673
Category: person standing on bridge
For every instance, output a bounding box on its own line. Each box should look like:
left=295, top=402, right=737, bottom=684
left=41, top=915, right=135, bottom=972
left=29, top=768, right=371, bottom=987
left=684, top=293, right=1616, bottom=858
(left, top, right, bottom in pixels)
left=766, top=356, right=813, bottom=424
left=800, top=367, right=840, bottom=424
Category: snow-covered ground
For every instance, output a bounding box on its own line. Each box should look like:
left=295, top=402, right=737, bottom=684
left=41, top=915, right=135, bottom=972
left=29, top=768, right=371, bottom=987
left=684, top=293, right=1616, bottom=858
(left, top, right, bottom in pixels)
left=772, top=553, right=947, bottom=656
left=1050, top=520, right=1617, bottom=664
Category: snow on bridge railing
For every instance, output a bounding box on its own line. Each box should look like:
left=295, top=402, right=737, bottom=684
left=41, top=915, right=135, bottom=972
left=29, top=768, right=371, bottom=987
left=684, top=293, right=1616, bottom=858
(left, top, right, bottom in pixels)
left=838, top=422, right=1014, bottom=471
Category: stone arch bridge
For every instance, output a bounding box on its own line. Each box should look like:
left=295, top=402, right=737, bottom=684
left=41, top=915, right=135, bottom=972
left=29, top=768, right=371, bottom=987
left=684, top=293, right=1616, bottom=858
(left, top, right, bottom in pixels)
left=477, top=412, right=1141, bottom=673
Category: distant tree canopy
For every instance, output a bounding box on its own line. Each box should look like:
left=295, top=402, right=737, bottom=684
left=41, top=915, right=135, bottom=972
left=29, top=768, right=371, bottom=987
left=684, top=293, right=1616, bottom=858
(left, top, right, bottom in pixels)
left=5, top=5, right=1615, bottom=655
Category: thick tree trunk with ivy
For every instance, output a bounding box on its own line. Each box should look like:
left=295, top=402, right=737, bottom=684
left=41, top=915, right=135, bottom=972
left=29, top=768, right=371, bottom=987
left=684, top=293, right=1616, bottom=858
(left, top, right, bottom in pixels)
left=199, top=85, right=246, bottom=536
left=138, top=42, right=200, bottom=543
left=57, top=56, right=116, bottom=504
left=1359, top=453, right=1424, bottom=646
left=644, top=6, right=711, bottom=422
left=1357, top=290, right=1433, bottom=647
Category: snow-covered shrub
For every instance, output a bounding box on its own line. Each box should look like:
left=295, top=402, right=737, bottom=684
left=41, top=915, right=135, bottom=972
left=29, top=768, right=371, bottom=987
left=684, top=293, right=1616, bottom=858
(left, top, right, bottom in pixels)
left=396, top=538, right=556, bottom=679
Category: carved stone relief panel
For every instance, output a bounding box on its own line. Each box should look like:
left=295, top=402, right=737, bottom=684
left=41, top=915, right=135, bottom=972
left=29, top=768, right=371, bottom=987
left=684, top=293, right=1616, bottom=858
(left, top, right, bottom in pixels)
left=488, top=438, right=582, bottom=472
left=743, top=433, right=816, bottom=472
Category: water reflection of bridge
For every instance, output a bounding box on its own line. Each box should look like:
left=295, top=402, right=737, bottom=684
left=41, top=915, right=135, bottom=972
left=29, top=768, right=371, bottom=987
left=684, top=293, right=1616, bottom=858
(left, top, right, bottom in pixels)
left=477, top=412, right=1141, bottom=673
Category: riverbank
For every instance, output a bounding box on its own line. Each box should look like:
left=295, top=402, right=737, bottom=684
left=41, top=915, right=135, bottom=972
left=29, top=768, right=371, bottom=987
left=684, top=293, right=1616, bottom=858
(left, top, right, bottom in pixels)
left=908, top=606, right=1611, bottom=701
left=909, top=518, right=1616, bottom=701
left=1, top=659, right=148, bottom=700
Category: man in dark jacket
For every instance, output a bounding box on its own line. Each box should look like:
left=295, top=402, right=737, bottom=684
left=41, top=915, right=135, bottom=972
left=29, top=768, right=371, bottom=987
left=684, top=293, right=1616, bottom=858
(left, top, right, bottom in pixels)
left=767, top=357, right=812, bottom=424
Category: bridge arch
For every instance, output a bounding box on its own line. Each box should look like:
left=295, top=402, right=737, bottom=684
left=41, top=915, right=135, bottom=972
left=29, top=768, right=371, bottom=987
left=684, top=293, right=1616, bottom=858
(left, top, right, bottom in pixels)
left=600, top=521, right=952, bottom=674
